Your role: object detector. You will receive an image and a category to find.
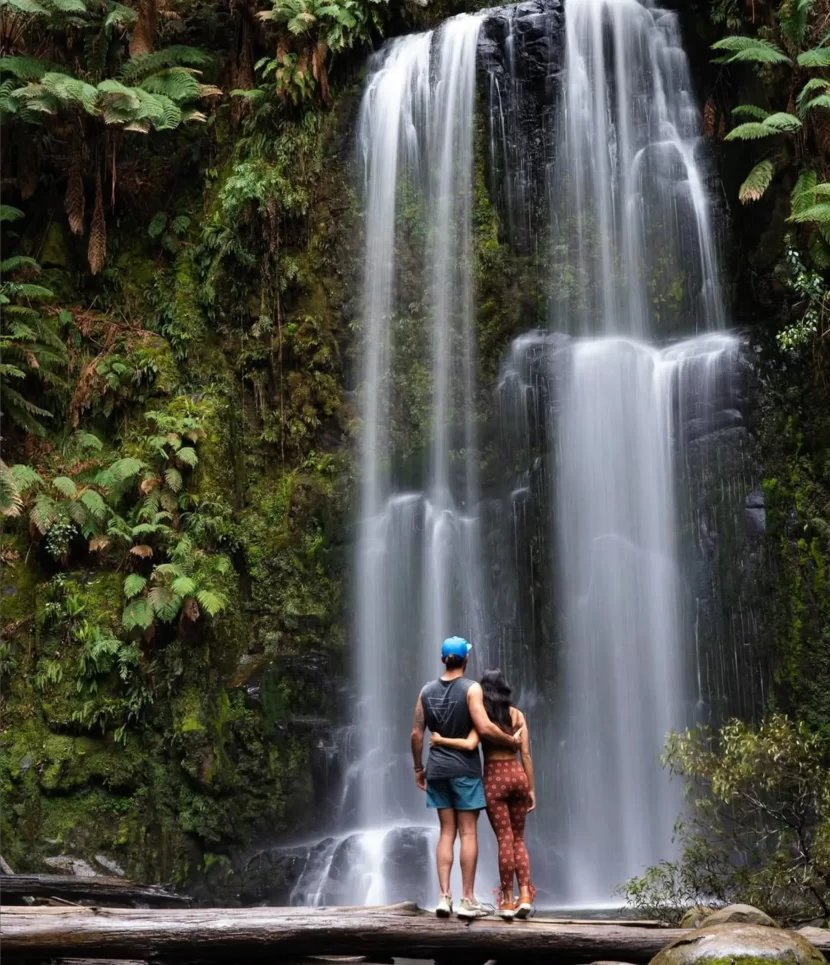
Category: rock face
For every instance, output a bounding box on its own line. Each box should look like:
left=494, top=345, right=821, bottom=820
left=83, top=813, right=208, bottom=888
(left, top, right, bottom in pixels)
left=698, top=905, right=782, bottom=930
left=651, top=924, right=827, bottom=965
left=478, top=0, right=565, bottom=251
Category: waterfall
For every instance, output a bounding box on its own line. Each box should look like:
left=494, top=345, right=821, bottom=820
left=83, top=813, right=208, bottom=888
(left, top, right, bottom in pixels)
left=550, top=0, right=733, bottom=901
left=270, top=0, right=760, bottom=910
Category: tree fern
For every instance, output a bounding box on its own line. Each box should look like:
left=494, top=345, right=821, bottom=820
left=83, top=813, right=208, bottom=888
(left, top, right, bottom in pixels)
left=732, top=104, right=771, bottom=121
left=780, top=0, right=814, bottom=49
left=119, top=46, right=212, bottom=83
left=0, top=56, right=58, bottom=80
left=789, top=201, right=830, bottom=224
left=139, top=67, right=202, bottom=103
left=797, top=46, right=830, bottom=68
left=712, top=35, right=791, bottom=65
left=739, top=159, right=776, bottom=203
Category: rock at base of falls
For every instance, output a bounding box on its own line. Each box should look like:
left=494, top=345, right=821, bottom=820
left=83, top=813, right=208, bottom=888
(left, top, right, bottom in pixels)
left=696, top=905, right=782, bottom=930
left=650, top=924, right=827, bottom=965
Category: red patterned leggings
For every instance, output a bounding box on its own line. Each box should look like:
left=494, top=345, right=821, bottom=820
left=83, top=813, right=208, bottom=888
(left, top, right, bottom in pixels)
left=484, top=758, right=532, bottom=894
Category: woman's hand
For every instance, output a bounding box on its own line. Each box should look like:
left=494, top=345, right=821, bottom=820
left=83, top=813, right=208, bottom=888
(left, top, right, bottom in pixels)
left=512, top=727, right=523, bottom=746
left=528, top=789, right=536, bottom=813
left=430, top=732, right=444, bottom=747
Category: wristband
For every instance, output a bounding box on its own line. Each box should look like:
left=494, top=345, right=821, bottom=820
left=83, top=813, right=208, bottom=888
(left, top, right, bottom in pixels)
left=414, top=765, right=425, bottom=772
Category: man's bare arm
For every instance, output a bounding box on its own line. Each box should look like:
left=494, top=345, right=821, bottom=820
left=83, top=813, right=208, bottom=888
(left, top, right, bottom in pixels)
left=467, top=683, right=520, bottom=747
left=411, top=692, right=426, bottom=784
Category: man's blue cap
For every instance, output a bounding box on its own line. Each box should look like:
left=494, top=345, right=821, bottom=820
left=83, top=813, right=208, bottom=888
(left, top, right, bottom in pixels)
left=442, top=636, right=472, bottom=659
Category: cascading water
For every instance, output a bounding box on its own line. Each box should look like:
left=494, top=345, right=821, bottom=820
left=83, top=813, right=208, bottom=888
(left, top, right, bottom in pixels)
left=263, top=0, right=765, bottom=910
left=549, top=0, right=734, bottom=902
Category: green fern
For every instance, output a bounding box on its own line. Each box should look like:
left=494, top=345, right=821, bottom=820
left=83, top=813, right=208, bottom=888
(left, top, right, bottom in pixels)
left=797, top=46, right=830, bottom=67
left=119, top=46, right=212, bottom=83
left=712, top=35, right=792, bottom=64
left=739, top=159, right=776, bottom=203
left=780, top=0, right=814, bottom=49
left=732, top=104, right=771, bottom=121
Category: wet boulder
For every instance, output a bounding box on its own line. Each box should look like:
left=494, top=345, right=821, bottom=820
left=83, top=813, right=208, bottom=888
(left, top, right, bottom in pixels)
left=698, top=905, right=781, bottom=930
left=651, top=924, right=826, bottom=965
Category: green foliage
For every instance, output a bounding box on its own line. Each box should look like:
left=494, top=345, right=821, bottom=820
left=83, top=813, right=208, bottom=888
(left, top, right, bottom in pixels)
left=253, top=0, right=388, bottom=104
left=712, top=35, right=792, bottom=65
left=0, top=243, right=68, bottom=435
left=619, top=715, right=830, bottom=924
left=776, top=242, right=830, bottom=347
left=739, top=159, right=776, bottom=203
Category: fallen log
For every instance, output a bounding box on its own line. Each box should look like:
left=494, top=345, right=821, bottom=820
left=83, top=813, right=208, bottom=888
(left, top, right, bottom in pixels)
left=0, top=875, right=190, bottom=906
left=0, top=905, right=690, bottom=963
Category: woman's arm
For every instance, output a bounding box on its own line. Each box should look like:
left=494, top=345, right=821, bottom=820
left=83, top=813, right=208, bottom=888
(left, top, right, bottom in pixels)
left=518, top=711, right=536, bottom=811
left=430, top=728, right=480, bottom=752
left=468, top=683, right=522, bottom=747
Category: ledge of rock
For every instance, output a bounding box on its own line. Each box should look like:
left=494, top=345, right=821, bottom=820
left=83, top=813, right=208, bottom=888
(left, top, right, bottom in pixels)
left=650, top=924, right=827, bottom=965
left=698, top=906, right=782, bottom=930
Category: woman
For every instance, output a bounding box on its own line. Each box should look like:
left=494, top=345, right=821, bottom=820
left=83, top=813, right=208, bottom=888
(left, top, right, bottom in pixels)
left=430, top=669, right=535, bottom=920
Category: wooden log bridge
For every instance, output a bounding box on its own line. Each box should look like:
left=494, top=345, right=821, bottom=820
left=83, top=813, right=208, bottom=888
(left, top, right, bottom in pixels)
left=0, top=903, right=694, bottom=964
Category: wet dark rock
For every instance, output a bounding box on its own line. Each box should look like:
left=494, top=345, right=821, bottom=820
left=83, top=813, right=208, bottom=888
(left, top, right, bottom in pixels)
left=745, top=490, right=767, bottom=538
left=381, top=826, right=432, bottom=907
left=239, top=845, right=310, bottom=905
left=650, top=924, right=826, bottom=965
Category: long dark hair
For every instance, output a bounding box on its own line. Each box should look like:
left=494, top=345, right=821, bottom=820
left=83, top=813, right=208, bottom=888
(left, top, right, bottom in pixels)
left=480, top=669, right=514, bottom=734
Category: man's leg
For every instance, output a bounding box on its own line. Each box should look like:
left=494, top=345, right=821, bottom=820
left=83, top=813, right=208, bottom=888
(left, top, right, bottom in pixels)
left=456, top=808, right=480, bottom=900
left=436, top=807, right=457, bottom=896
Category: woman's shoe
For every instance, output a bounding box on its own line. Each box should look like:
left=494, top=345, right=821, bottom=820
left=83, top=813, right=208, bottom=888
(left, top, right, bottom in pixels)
left=497, top=890, right=517, bottom=921
left=515, top=884, right=534, bottom=919
left=436, top=893, right=453, bottom=918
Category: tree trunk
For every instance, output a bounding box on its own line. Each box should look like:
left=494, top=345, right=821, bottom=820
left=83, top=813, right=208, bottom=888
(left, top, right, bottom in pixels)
left=0, top=875, right=190, bottom=905
left=0, top=905, right=700, bottom=963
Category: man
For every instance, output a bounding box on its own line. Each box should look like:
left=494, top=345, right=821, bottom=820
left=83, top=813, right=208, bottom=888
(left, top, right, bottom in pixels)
left=411, top=636, right=522, bottom=919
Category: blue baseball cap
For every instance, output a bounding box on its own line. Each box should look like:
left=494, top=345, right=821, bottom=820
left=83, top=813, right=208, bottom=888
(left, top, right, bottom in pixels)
left=441, top=636, right=472, bottom=659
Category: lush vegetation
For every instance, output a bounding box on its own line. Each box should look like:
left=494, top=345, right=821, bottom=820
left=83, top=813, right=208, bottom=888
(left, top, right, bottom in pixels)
left=2, top=0, right=830, bottom=904
left=620, top=716, right=830, bottom=924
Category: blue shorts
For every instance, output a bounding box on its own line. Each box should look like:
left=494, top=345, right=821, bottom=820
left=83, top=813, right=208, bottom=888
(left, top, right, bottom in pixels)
left=426, top=776, right=486, bottom=811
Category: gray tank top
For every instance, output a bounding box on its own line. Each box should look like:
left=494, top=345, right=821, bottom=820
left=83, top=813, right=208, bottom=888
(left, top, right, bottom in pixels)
left=421, top=676, right=482, bottom=781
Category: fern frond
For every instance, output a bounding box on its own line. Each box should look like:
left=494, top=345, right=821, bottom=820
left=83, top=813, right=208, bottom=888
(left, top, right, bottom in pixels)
left=52, top=475, right=78, bottom=497
left=0, top=255, right=41, bottom=274
left=797, top=78, right=830, bottom=110
left=797, top=46, right=830, bottom=68
left=712, top=35, right=791, bottom=65
left=139, top=67, right=201, bottom=103
left=725, top=122, right=780, bottom=141
left=119, top=46, right=211, bottom=83
left=801, top=94, right=830, bottom=113
left=0, top=56, right=59, bottom=80
left=0, top=204, right=25, bottom=222
left=764, top=112, right=803, bottom=132
left=104, top=2, right=136, bottom=26
left=10, top=464, right=43, bottom=491
left=196, top=589, right=226, bottom=616
left=739, top=159, right=776, bottom=203
left=124, top=573, right=147, bottom=598
left=731, top=104, right=770, bottom=121
left=789, top=201, right=830, bottom=223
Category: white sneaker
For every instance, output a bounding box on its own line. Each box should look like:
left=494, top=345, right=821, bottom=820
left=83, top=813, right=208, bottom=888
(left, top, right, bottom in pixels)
left=436, top=893, right=453, bottom=918
left=457, top=897, right=491, bottom=919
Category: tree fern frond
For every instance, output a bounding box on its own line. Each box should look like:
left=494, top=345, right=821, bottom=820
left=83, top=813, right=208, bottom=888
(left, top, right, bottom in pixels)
left=104, top=2, right=136, bottom=26
left=797, top=77, right=830, bottom=109
left=797, top=46, right=830, bottom=68
left=0, top=204, right=25, bottom=222
left=789, top=201, right=830, bottom=223
left=0, top=255, right=41, bottom=274
left=764, top=112, right=803, bottom=132
left=0, top=0, right=48, bottom=15
left=0, top=56, right=58, bottom=80
left=802, top=94, right=830, bottom=113
left=732, top=104, right=771, bottom=121
left=780, top=0, right=814, bottom=49
left=119, top=46, right=211, bottom=83
left=52, top=475, right=78, bottom=497
left=712, top=35, right=791, bottom=65
left=725, top=122, right=781, bottom=141
left=739, top=159, right=776, bottom=203
left=139, top=67, right=201, bottom=103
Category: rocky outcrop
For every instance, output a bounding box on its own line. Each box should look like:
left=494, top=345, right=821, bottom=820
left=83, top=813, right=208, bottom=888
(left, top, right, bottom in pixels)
left=478, top=0, right=565, bottom=251
left=697, top=905, right=782, bottom=930
left=651, top=924, right=826, bottom=965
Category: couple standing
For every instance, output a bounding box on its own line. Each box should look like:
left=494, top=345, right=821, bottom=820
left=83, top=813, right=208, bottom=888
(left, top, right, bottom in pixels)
left=411, top=636, right=536, bottom=920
